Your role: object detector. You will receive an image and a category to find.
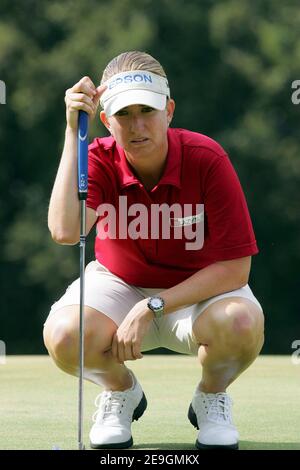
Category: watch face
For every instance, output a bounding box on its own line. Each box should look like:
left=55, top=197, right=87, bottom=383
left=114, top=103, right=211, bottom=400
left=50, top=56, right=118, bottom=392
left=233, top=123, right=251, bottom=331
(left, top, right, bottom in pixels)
left=152, top=298, right=162, bottom=309
left=148, top=297, right=164, bottom=317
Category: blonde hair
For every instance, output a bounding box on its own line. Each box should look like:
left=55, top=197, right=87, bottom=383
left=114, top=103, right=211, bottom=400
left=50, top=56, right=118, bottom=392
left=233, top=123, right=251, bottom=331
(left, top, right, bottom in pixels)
left=101, top=51, right=167, bottom=84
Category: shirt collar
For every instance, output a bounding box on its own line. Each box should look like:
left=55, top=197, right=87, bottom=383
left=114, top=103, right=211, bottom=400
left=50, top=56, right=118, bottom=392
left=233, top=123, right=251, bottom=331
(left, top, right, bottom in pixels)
left=115, top=128, right=182, bottom=190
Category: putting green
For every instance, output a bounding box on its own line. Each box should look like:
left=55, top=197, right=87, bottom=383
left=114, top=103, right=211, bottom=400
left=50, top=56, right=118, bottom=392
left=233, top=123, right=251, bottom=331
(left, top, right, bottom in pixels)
left=0, top=355, right=299, bottom=450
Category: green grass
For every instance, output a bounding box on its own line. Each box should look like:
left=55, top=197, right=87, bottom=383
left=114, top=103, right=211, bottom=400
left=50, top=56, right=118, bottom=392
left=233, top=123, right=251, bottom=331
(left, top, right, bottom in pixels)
left=0, top=355, right=299, bottom=450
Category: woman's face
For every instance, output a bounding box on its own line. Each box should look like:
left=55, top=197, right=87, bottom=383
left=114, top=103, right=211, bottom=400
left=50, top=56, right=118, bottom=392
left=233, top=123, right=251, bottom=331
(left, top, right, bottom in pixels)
left=100, top=99, right=175, bottom=161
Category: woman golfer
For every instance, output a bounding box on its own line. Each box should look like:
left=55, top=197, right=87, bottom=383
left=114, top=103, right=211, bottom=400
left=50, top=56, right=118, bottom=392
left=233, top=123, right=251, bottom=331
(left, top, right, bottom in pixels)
left=44, top=51, right=264, bottom=450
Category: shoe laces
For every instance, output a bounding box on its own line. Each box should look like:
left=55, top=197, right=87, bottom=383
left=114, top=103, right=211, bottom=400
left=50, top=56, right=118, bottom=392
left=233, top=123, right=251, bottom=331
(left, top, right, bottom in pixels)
left=202, top=392, right=233, bottom=424
left=92, top=390, right=131, bottom=425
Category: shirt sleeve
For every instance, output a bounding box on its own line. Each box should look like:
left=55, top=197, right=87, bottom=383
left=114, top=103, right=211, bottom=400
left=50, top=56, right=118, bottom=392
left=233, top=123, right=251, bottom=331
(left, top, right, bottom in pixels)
left=203, top=152, right=259, bottom=260
left=86, top=139, right=114, bottom=212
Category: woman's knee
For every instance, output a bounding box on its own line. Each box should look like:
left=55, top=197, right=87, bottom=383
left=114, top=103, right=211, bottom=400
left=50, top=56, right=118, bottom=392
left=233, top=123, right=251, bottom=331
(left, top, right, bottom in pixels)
left=193, top=298, right=264, bottom=347
left=43, top=312, right=76, bottom=361
left=43, top=305, right=117, bottom=366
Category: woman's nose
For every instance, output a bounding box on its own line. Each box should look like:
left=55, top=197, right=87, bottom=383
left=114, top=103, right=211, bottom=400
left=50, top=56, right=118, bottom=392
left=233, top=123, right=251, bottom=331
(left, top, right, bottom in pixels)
left=129, top=115, right=145, bottom=132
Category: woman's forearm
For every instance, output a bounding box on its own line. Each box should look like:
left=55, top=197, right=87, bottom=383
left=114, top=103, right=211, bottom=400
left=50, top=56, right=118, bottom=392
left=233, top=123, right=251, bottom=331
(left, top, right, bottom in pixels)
left=158, top=257, right=251, bottom=314
left=48, top=126, right=80, bottom=244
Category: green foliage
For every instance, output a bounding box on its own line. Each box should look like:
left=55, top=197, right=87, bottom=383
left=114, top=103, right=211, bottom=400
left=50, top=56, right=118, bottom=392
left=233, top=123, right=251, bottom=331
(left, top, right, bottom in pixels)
left=1, top=0, right=299, bottom=353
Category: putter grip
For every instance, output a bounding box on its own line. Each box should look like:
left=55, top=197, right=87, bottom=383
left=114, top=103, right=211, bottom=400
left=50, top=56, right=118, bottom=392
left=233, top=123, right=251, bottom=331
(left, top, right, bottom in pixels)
left=77, top=110, right=89, bottom=199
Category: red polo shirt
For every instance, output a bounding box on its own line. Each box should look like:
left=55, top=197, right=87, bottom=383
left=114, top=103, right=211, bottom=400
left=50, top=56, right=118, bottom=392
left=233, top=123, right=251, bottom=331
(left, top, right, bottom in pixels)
left=86, top=128, right=258, bottom=288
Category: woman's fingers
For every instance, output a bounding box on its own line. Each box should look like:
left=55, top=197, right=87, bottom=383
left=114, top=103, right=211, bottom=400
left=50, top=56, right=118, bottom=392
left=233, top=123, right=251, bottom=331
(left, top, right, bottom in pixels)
left=65, top=76, right=100, bottom=128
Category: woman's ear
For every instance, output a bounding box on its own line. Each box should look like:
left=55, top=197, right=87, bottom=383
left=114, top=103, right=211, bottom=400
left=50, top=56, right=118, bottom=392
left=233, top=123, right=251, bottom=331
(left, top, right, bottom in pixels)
left=100, top=111, right=111, bottom=132
left=167, top=98, right=175, bottom=125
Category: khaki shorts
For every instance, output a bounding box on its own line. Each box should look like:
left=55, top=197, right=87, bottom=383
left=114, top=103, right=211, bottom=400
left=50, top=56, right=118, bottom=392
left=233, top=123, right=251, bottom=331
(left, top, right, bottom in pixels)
left=48, top=260, right=263, bottom=356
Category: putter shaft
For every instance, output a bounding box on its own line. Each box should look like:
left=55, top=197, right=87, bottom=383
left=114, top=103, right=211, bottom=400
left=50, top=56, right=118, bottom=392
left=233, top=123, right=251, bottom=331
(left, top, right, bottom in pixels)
left=78, top=199, right=86, bottom=450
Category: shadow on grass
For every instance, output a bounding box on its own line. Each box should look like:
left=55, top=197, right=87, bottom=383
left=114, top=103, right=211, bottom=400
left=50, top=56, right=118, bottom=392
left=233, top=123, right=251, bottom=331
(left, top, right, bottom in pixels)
left=132, top=441, right=300, bottom=450
left=133, top=442, right=196, bottom=450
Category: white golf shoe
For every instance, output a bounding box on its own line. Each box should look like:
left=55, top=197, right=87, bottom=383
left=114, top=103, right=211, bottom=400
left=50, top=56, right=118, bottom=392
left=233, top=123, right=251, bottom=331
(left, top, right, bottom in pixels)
left=188, top=389, right=239, bottom=450
left=89, top=375, right=147, bottom=449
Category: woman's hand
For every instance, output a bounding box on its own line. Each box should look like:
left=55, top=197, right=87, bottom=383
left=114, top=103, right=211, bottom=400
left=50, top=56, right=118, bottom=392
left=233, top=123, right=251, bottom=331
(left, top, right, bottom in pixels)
left=111, top=299, right=154, bottom=363
left=64, top=76, right=106, bottom=130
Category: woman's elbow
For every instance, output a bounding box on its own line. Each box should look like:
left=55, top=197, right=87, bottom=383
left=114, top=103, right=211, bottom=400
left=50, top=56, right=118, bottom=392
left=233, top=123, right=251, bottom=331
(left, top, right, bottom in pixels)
left=49, top=227, right=79, bottom=245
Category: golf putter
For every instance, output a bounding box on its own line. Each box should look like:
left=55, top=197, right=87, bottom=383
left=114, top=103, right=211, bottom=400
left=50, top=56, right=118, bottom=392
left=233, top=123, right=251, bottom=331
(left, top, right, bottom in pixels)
left=77, top=110, right=89, bottom=450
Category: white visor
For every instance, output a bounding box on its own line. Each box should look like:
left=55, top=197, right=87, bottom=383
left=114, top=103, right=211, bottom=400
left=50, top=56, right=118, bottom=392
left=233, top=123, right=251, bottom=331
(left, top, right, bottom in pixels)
left=100, top=70, right=170, bottom=117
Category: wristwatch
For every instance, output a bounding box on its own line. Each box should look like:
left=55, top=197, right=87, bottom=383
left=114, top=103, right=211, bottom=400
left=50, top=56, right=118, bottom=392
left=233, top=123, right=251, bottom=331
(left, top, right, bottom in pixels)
left=147, top=296, right=165, bottom=318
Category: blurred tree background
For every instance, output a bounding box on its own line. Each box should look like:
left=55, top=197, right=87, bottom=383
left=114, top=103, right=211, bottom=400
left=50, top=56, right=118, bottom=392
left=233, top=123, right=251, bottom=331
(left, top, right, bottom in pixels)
left=0, top=0, right=299, bottom=354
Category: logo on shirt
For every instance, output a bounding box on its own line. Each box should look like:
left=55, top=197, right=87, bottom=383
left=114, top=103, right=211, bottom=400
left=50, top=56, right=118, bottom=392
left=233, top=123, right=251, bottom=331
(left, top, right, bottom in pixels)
left=170, top=212, right=204, bottom=227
